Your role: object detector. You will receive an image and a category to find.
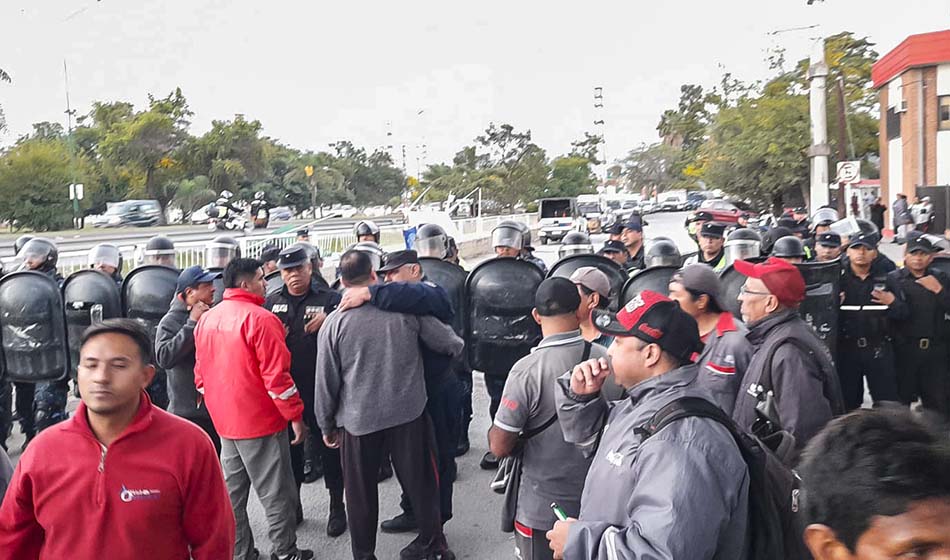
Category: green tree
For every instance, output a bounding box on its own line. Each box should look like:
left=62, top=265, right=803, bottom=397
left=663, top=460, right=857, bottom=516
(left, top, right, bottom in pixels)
left=542, top=156, right=597, bottom=198
left=622, top=143, right=679, bottom=194
left=171, top=175, right=215, bottom=219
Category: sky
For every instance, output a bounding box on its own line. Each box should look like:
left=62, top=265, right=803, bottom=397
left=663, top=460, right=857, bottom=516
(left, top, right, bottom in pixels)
left=1, top=0, right=949, bottom=176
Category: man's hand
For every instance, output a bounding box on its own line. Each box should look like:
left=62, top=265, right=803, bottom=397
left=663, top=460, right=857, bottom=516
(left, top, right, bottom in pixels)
left=570, top=358, right=610, bottom=396
left=304, top=312, right=328, bottom=334
left=323, top=429, right=342, bottom=449
left=188, top=301, right=210, bottom=322
left=546, top=518, right=576, bottom=560
left=871, top=289, right=896, bottom=306
left=290, top=419, right=308, bottom=445
left=338, top=287, right=372, bottom=312
left=917, top=275, right=944, bottom=294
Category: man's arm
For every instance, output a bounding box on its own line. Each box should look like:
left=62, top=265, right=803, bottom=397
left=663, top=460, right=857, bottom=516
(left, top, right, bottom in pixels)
left=249, top=313, right=303, bottom=423
left=370, top=282, right=454, bottom=323
left=183, top=435, right=236, bottom=559
left=554, top=371, right=610, bottom=457
left=417, top=315, right=464, bottom=358
left=314, top=317, right=343, bottom=433
left=155, top=312, right=194, bottom=370
left=884, top=271, right=910, bottom=321
left=0, top=463, right=44, bottom=559
left=773, top=344, right=834, bottom=448
left=488, top=366, right=534, bottom=458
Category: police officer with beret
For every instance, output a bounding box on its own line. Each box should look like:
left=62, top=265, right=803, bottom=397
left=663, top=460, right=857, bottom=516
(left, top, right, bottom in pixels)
left=263, top=245, right=347, bottom=537
left=683, top=222, right=727, bottom=272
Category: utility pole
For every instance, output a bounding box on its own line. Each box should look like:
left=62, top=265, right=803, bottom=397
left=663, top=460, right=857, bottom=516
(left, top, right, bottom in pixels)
left=835, top=77, right=852, bottom=216
left=593, top=86, right=608, bottom=183
left=64, top=60, right=82, bottom=229
left=808, top=37, right=830, bottom=211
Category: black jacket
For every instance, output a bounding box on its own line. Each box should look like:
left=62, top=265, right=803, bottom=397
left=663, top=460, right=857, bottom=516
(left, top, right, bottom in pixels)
left=155, top=297, right=209, bottom=420
left=887, top=266, right=950, bottom=342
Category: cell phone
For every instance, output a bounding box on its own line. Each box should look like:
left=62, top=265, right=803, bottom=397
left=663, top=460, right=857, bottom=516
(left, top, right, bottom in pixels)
left=551, top=502, right=569, bottom=522
left=873, top=282, right=886, bottom=292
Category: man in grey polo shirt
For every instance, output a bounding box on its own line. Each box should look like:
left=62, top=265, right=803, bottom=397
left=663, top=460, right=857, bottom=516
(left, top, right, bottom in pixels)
left=488, top=277, right=608, bottom=560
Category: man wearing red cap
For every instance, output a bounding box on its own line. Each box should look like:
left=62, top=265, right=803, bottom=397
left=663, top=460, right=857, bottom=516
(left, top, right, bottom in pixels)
left=731, top=257, right=844, bottom=456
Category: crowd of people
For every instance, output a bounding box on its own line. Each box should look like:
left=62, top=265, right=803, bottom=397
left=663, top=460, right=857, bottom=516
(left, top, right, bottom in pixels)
left=0, top=205, right=948, bottom=560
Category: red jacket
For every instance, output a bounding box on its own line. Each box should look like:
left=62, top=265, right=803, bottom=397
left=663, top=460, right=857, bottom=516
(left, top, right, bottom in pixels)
left=195, top=288, right=304, bottom=439
left=0, top=393, right=234, bottom=560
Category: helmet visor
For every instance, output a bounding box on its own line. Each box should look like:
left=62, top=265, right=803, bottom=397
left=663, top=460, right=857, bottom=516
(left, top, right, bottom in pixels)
left=414, top=234, right=448, bottom=259
left=491, top=227, right=524, bottom=250
left=558, top=244, right=593, bottom=259
left=88, top=246, right=121, bottom=268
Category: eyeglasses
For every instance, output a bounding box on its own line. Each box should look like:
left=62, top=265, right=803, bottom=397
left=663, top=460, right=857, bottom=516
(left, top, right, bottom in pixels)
left=739, top=286, right=772, bottom=297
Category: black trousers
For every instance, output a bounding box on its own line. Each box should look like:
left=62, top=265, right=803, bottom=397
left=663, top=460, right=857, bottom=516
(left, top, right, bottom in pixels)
left=289, top=416, right=343, bottom=494
left=13, top=382, right=35, bottom=437
left=342, top=413, right=442, bottom=560
left=485, top=374, right=507, bottom=420
left=837, top=340, right=899, bottom=411
left=896, top=342, right=950, bottom=417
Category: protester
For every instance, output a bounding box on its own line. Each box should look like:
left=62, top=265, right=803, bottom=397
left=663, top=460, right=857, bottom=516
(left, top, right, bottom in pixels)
left=155, top=265, right=222, bottom=454
left=569, top=267, right=614, bottom=347
left=195, top=258, right=312, bottom=560
left=799, top=408, right=950, bottom=559
left=547, top=290, right=749, bottom=559
left=0, top=319, right=234, bottom=559
left=668, top=264, right=753, bottom=415
left=315, top=249, right=463, bottom=560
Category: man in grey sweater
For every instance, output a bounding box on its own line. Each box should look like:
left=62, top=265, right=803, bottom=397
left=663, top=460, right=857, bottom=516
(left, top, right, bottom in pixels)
left=315, top=249, right=464, bottom=560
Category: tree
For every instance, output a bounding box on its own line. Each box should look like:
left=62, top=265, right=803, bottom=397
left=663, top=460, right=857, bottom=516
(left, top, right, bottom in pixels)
left=569, top=132, right=604, bottom=165
left=543, top=156, right=597, bottom=198
left=189, top=114, right=266, bottom=196
left=171, top=175, right=215, bottom=219
left=622, top=143, right=678, bottom=194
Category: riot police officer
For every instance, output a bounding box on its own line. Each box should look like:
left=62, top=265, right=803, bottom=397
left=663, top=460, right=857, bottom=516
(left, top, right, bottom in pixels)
left=88, top=243, right=124, bottom=286
left=515, top=222, right=547, bottom=274
left=644, top=238, right=681, bottom=268
left=888, top=236, right=950, bottom=418
left=558, top=231, right=594, bottom=260
left=723, top=228, right=761, bottom=267
left=205, top=235, right=240, bottom=270
left=683, top=222, right=727, bottom=272
left=771, top=235, right=807, bottom=264
left=815, top=232, right=843, bottom=262
left=142, top=235, right=176, bottom=268
left=491, top=221, right=547, bottom=273
left=761, top=226, right=794, bottom=255
left=414, top=224, right=450, bottom=259
left=354, top=220, right=381, bottom=244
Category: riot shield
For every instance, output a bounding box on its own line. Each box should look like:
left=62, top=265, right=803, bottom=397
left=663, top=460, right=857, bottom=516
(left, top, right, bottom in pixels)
left=931, top=255, right=950, bottom=276
left=796, top=260, right=840, bottom=358
left=621, top=266, right=678, bottom=304
left=265, top=270, right=284, bottom=297
left=464, top=258, right=543, bottom=375
left=718, top=264, right=745, bottom=319
left=547, top=254, right=627, bottom=311
left=420, top=257, right=468, bottom=337
left=63, top=270, right=122, bottom=379
left=122, top=265, right=179, bottom=409
left=0, top=271, right=70, bottom=383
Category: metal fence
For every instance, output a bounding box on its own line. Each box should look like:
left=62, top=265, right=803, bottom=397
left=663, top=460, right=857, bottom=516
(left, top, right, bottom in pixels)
left=2, top=213, right=538, bottom=278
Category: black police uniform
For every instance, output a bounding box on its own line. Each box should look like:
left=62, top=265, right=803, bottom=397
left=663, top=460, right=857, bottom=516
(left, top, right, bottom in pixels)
left=624, top=245, right=645, bottom=272
left=838, top=259, right=902, bottom=410
left=888, top=266, right=950, bottom=416
left=264, top=283, right=344, bottom=497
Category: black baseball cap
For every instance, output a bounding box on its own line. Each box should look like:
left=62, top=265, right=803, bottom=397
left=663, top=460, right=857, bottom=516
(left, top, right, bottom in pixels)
left=847, top=232, right=878, bottom=249
left=689, top=211, right=714, bottom=223
left=816, top=232, right=842, bottom=247
left=907, top=236, right=940, bottom=254
left=699, top=222, right=726, bottom=239
left=378, top=249, right=420, bottom=273
left=296, top=228, right=310, bottom=237
left=277, top=246, right=310, bottom=270
left=535, top=277, right=581, bottom=317
left=592, top=290, right=701, bottom=362
left=777, top=217, right=799, bottom=230
left=606, top=222, right=624, bottom=235
left=260, top=245, right=281, bottom=263
left=600, top=239, right=626, bottom=254
left=622, top=217, right=644, bottom=232
left=176, top=265, right=220, bottom=294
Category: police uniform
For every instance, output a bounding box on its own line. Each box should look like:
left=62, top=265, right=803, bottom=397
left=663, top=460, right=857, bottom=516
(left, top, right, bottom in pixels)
left=888, top=238, right=950, bottom=416
left=683, top=222, right=727, bottom=273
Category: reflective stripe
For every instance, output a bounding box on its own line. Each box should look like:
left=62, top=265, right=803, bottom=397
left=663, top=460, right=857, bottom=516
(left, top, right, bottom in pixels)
left=268, top=385, right=298, bottom=400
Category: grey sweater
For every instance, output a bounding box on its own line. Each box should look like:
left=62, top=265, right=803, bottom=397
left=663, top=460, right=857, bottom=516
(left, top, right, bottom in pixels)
left=315, top=304, right=464, bottom=436
left=155, top=297, right=209, bottom=420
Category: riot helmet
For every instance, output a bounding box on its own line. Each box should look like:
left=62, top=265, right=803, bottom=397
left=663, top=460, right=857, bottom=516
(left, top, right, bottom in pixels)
left=351, top=241, right=385, bottom=271
left=772, top=235, right=807, bottom=259
left=762, top=226, right=794, bottom=255
left=205, top=235, right=240, bottom=269
left=855, top=218, right=881, bottom=245
left=513, top=222, right=534, bottom=251
left=88, top=243, right=123, bottom=273
left=354, top=220, right=381, bottom=243
left=492, top=221, right=526, bottom=254
left=143, top=235, right=176, bottom=266
left=645, top=239, right=682, bottom=268
left=558, top=231, right=594, bottom=259
left=13, top=234, right=34, bottom=256
left=724, top=228, right=762, bottom=266
left=219, top=190, right=234, bottom=200
left=811, top=207, right=840, bottom=228
left=18, top=237, right=58, bottom=272
left=414, top=223, right=450, bottom=259
left=254, top=191, right=266, bottom=200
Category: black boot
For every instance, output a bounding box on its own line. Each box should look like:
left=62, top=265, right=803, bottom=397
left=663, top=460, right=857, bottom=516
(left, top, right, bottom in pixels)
left=326, top=492, right=347, bottom=537
left=380, top=511, right=419, bottom=534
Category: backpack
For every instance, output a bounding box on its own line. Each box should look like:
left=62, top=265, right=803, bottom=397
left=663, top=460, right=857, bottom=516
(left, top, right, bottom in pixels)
left=638, top=397, right=812, bottom=560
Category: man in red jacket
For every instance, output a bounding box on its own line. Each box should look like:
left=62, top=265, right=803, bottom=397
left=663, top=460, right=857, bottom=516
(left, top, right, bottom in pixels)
left=0, top=318, right=234, bottom=559
left=195, top=258, right=311, bottom=560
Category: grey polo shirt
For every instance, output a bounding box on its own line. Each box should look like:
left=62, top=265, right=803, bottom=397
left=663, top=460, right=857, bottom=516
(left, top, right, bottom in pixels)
left=494, top=330, right=609, bottom=530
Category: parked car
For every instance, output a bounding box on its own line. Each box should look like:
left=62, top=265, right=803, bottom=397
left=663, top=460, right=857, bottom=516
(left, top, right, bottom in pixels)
left=690, top=199, right=751, bottom=224
left=95, top=200, right=163, bottom=227
left=537, top=197, right=580, bottom=244
left=640, top=200, right=657, bottom=214
left=658, top=194, right=687, bottom=212
left=269, top=206, right=293, bottom=221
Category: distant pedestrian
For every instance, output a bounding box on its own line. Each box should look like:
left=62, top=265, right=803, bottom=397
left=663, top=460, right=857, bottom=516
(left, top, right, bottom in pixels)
left=195, top=258, right=312, bottom=560
left=869, top=196, right=886, bottom=233
left=0, top=319, right=234, bottom=559
left=893, top=194, right=914, bottom=242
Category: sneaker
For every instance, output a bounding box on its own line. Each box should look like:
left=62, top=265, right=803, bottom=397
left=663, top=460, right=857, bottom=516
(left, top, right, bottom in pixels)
left=271, top=550, right=314, bottom=560
left=399, top=535, right=455, bottom=560
left=380, top=511, right=418, bottom=534
left=327, top=501, right=347, bottom=537
left=479, top=451, right=499, bottom=470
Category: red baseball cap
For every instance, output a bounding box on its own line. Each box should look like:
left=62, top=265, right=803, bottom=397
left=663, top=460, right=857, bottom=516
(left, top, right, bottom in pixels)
left=734, top=257, right=805, bottom=308
left=592, top=290, right=701, bottom=362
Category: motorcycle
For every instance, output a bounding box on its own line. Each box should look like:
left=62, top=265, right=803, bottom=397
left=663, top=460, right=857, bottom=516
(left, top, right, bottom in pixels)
left=207, top=206, right=254, bottom=234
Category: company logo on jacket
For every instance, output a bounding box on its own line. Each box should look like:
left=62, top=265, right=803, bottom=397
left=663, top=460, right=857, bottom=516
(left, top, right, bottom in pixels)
left=120, top=485, right=162, bottom=503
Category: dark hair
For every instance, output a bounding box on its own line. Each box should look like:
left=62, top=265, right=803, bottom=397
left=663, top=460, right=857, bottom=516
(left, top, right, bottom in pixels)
left=686, top=288, right=723, bottom=314
left=798, top=408, right=950, bottom=551
left=340, top=250, right=373, bottom=284
left=579, top=285, right=610, bottom=309
left=224, top=258, right=263, bottom=289
left=81, top=318, right=153, bottom=365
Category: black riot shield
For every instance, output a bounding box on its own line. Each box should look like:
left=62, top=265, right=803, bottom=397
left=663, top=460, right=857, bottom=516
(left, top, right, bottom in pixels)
left=63, top=270, right=122, bottom=379
left=0, top=271, right=70, bottom=383
left=621, top=266, right=678, bottom=305
left=796, top=260, right=840, bottom=357
left=420, top=258, right=469, bottom=337
left=718, top=264, right=746, bottom=319
left=547, top=254, right=627, bottom=311
left=931, top=254, right=950, bottom=276
left=122, top=265, right=179, bottom=409
left=265, top=270, right=284, bottom=297
left=464, top=258, right=543, bottom=375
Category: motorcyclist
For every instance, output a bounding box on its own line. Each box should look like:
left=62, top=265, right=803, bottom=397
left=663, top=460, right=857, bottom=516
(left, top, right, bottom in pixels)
left=249, top=191, right=271, bottom=229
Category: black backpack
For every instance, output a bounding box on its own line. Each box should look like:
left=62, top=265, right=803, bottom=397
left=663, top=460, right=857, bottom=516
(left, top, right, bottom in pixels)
left=638, top=397, right=812, bottom=560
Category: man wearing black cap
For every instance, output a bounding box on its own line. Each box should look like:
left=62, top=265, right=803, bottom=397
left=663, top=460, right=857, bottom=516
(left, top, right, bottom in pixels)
left=683, top=222, right=727, bottom=272
left=888, top=236, right=950, bottom=418
left=296, top=228, right=310, bottom=243
left=597, top=239, right=627, bottom=268
left=156, top=266, right=222, bottom=453
left=263, top=245, right=347, bottom=535
left=546, top=290, right=748, bottom=560
left=605, top=222, right=624, bottom=242
left=685, top=210, right=713, bottom=242
left=838, top=231, right=903, bottom=411
left=620, top=218, right=646, bottom=271
left=487, top=277, right=606, bottom=560
left=261, top=245, right=281, bottom=275
left=814, top=232, right=843, bottom=262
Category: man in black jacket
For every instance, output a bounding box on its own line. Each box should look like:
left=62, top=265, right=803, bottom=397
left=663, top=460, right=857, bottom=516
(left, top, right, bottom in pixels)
left=155, top=266, right=221, bottom=454
left=264, top=246, right=347, bottom=537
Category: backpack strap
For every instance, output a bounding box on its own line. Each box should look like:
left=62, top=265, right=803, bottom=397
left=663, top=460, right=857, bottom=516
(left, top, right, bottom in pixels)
left=522, top=341, right=593, bottom=440
left=636, top=397, right=739, bottom=441
left=758, top=336, right=845, bottom=416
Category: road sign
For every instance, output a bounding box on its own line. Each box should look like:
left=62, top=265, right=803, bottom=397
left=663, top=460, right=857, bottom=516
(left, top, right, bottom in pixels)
left=836, top=161, right=861, bottom=184
left=68, top=183, right=84, bottom=200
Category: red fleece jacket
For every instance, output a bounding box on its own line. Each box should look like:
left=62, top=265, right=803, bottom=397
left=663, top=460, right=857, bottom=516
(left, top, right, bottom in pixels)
left=0, top=394, right=235, bottom=559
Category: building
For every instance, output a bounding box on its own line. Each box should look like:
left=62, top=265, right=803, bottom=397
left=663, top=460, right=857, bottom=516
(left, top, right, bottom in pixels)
left=873, top=29, right=950, bottom=214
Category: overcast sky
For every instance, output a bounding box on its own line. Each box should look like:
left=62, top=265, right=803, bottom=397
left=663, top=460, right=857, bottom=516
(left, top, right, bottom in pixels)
left=1, top=1, right=948, bottom=175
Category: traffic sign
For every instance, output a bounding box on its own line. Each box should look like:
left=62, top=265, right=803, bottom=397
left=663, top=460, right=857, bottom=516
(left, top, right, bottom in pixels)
left=68, top=183, right=84, bottom=200
left=836, top=161, right=861, bottom=184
